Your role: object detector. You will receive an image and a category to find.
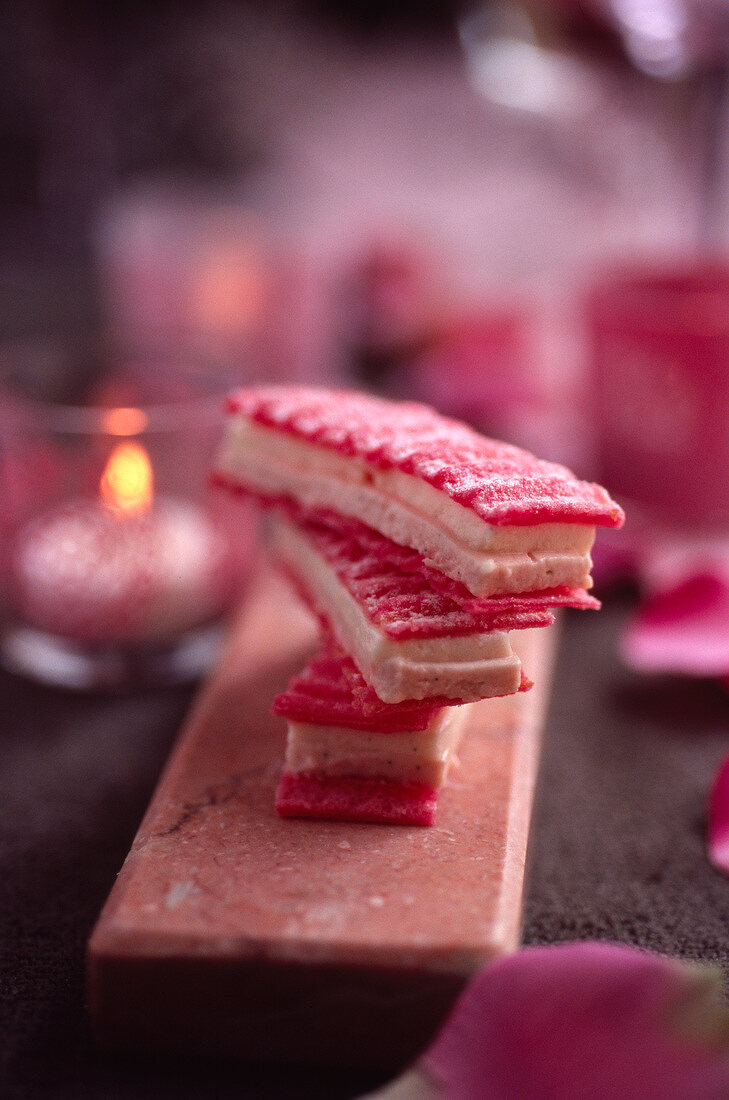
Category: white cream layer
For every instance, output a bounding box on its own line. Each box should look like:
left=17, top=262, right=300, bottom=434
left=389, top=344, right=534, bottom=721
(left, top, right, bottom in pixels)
left=218, top=418, right=595, bottom=596
left=285, top=704, right=471, bottom=786
left=271, top=515, right=522, bottom=704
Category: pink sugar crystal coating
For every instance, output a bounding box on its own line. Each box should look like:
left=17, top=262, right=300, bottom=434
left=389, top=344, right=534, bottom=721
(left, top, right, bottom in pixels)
left=275, top=771, right=439, bottom=826
left=272, top=639, right=531, bottom=728
left=285, top=505, right=600, bottom=639
left=225, top=386, right=624, bottom=528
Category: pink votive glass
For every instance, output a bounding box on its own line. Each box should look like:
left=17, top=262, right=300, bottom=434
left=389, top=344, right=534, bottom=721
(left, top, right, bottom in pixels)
left=588, top=263, right=729, bottom=531
left=0, top=340, right=258, bottom=690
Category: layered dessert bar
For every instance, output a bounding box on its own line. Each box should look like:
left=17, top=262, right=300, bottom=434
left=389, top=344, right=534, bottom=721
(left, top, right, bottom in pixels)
left=215, top=386, right=624, bottom=596
left=273, top=641, right=475, bottom=825
left=270, top=507, right=599, bottom=703
left=213, top=384, right=623, bottom=826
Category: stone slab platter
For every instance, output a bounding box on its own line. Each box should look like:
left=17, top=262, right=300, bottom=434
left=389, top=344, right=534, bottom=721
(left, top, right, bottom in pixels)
left=87, top=570, right=556, bottom=1070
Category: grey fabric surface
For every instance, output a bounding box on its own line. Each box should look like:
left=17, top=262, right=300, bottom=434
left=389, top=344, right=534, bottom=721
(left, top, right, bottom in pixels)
left=524, top=598, right=729, bottom=967
left=3, top=595, right=729, bottom=1097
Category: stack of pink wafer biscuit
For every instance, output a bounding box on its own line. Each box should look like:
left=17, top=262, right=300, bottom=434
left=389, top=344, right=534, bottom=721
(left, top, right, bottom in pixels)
left=214, top=387, right=623, bottom=825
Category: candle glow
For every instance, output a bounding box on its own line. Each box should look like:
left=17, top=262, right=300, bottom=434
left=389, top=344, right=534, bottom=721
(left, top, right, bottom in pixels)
left=100, top=406, right=150, bottom=436
left=100, top=441, right=154, bottom=516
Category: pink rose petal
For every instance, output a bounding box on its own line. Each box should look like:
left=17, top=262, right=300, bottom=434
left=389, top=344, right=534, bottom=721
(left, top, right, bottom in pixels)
left=417, top=943, right=729, bottom=1100
left=708, top=750, right=729, bottom=875
left=622, top=573, right=729, bottom=677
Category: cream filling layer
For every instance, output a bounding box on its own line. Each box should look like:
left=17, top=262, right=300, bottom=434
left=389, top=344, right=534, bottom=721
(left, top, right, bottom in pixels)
left=271, top=515, right=521, bottom=704
left=285, top=704, right=471, bottom=786
left=218, top=418, right=595, bottom=596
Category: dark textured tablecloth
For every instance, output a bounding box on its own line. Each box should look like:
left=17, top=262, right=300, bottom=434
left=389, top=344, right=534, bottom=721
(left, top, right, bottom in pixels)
left=4, top=595, right=729, bottom=1099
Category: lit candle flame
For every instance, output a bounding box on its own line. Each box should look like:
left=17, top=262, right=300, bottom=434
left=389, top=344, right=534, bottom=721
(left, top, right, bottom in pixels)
left=100, top=442, right=153, bottom=516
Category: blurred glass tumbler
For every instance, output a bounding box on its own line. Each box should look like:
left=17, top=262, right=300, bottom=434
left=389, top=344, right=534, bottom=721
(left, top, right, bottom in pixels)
left=0, top=343, right=257, bottom=690
left=588, top=265, right=729, bottom=530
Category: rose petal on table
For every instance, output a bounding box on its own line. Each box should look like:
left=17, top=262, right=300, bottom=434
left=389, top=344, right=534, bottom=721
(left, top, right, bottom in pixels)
left=622, top=573, right=729, bottom=677
left=364, top=943, right=729, bottom=1100
left=708, top=750, right=729, bottom=875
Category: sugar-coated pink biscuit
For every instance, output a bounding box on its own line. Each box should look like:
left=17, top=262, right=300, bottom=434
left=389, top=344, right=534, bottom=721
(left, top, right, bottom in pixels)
left=272, top=642, right=448, bottom=731
left=272, top=639, right=530, bottom=729
left=282, top=505, right=600, bottom=639
left=275, top=771, right=439, bottom=826
left=225, top=386, right=624, bottom=528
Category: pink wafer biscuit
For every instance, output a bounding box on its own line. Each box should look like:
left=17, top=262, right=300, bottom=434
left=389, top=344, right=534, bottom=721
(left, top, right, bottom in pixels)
left=215, top=386, right=624, bottom=596
left=271, top=511, right=551, bottom=703
left=272, top=641, right=447, bottom=730
left=224, top=387, right=622, bottom=527
left=273, top=640, right=534, bottom=726
left=274, top=643, right=478, bottom=825
left=281, top=505, right=600, bottom=637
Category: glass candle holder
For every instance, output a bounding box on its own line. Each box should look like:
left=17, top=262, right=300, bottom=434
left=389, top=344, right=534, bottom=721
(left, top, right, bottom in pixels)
left=587, top=263, right=729, bottom=531
left=0, top=339, right=258, bottom=690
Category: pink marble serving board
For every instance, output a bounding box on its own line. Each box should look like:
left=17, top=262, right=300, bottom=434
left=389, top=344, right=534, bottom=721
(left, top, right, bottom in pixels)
left=87, top=569, right=556, bottom=1069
